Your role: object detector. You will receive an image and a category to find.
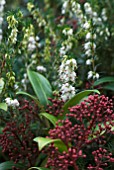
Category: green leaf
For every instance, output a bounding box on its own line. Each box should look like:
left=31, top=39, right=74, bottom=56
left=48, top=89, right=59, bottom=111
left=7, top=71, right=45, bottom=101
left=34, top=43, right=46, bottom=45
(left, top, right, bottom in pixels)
left=16, top=91, right=38, bottom=101
left=39, top=113, right=58, bottom=126
left=54, top=139, right=68, bottom=152
left=88, top=124, right=106, bottom=140
left=34, top=137, right=67, bottom=152
left=0, top=78, right=4, bottom=94
left=27, top=69, right=52, bottom=107
left=93, top=77, right=114, bottom=86
left=0, top=103, right=7, bottom=111
left=28, top=167, right=50, bottom=170
left=62, top=90, right=100, bottom=116
left=0, top=161, right=24, bottom=170
left=103, top=83, right=114, bottom=91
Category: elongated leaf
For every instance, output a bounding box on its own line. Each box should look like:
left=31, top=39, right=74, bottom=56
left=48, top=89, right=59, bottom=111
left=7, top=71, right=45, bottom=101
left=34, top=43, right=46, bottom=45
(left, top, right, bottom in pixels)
left=16, top=91, right=38, bottom=101
left=0, top=103, right=7, bottom=111
left=103, top=83, right=114, bottom=91
left=39, top=113, right=58, bottom=126
left=0, top=161, right=24, bottom=170
left=28, top=167, right=50, bottom=170
left=62, top=90, right=100, bottom=115
left=0, top=78, right=4, bottom=94
left=34, top=137, right=67, bottom=152
left=27, top=70, right=52, bottom=107
left=54, top=139, right=69, bottom=152
left=93, top=77, right=114, bottom=86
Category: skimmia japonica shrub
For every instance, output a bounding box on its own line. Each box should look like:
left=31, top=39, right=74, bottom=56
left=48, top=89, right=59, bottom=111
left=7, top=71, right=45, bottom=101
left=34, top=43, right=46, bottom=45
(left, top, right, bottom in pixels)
left=46, top=94, right=64, bottom=117
left=0, top=99, right=42, bottom=170
left=44, top=95, right=114, bottom=170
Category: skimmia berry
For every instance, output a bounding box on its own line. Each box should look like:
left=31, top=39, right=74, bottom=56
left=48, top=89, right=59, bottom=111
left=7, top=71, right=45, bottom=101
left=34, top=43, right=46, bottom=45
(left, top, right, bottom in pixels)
left=44, top=95, right=114, bottom=170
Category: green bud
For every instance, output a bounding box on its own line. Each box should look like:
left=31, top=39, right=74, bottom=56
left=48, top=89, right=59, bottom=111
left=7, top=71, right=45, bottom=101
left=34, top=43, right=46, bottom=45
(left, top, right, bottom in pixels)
left=10, top=76, right=15, bottom=82
left=27, top=2, right=34, bottom=12
left=7, top=15, right=18, bottom=29
left=17, top=11, right=23, bottom=18
left=6, top=72, right=11, bottom=78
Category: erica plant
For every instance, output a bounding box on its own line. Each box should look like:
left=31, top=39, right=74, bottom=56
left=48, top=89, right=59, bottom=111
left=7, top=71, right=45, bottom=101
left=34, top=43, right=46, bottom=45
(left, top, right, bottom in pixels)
left=44, top=95, right=114, bottom=170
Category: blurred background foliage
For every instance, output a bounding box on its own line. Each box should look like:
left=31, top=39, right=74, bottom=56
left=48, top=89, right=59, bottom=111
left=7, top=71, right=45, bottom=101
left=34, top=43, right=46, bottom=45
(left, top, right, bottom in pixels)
left=0, top=0, right=114, bottom=97
left=5, top=0, right=114, bottom=74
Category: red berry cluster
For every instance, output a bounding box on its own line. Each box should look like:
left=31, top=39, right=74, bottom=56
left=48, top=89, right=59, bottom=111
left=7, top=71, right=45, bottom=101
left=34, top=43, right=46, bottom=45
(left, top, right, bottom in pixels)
left=0, top=100, right=40, bottom=170
left=45, top=143, right=86, bottom=170
left=45, top=95, right=114, bottom=170
left=46, top=95, right=64, bottom=116
left=87, top=148, right=114, bottom=169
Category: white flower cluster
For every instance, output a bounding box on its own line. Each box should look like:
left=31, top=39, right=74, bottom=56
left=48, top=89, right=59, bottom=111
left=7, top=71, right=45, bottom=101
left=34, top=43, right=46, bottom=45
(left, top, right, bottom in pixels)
left=0, top=0, right=6, bottom=43
left=28, top=4, right=46, bottom=28
left=84, top=33, right=97, bottom=62
left=61, top=1, right=109, bottom=80
left=28, top=35, right=36, bottom=52
left=59, top=42, right=73, bottom=56
left=59, top=57, right=77, bottom=101
left=7, top=15, right=18, bottom=44
left=21, top=73, right=28, bottom=90
left=71, top=1, right=85, bottom=26
left=62, top=28, right=73, bottom=36
left=83, top=2, right=110, bottom=80
left=87, top=71, right=99, bottom=80
left=84, top=3, right=110, bottom=39
left=29, top=37, right=42, bottom=66
left=59, top=27, right=73, bottom=57
left=9, top=27, right=18, bottom=44
left=5, top=98, right=19, bottom=107
left=36, top=65, right=47, bottom=72
left=84, top=3, right=108, bottom=26
left=61, top=0, right=69, bottom=14
left=84, top=31, right=99, bottom=79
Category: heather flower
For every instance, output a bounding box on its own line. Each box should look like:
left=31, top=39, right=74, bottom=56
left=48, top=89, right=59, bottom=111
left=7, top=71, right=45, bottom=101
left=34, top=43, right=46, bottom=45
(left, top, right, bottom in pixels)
left=86, top=32, right=91, bottom=40
left=87, top=71, right=99, bottom=80
left=84, top=2, right=92, bottom=15
left=36, top=65, right=47, bottom=72
left=0, top=0, right=5, bottom=43
left=5, top=98, right=19, bottom=107
left=62, top=28, right=73, bottom=36
left=61, top=0, right=69, bottom=14
left=8, top=27, right=18, bottom=44
left=87, top=71, right=93, bottom=79
left=101, top=8, right=107, bottom=21
left=60, top=83, right=75, bottom=101
left=86, top=59, right=91, bottom=65
left=28, top=36, right=36, bottom=52
left=59, top=57, right=77, bottom=101
left=83, top=22, right=90, bottom=29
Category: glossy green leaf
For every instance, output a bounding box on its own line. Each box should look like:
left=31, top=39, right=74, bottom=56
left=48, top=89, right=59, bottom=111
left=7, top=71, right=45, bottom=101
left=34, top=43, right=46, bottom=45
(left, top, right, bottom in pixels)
left=62, top=90, right=100, bottom=115
left=0, top=78, right=4, bottom=94
left=16, top=91, right=38, bottom=102
left=34, top=137, right=67, bottom=152
left=103, top=83, right=114, bottom=91
left=27, top=69, right=52, bottom=107
left=39, top=113, right=58, bottom=126
left=28, top=167, right=50, bottom=170
left=54, top=139, right=68, bottom=152
left=0, top=161, right=24, bottom=170
left=93, top=77, right=114, bottom=86
left=0, top=103, right=8, bottom=111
